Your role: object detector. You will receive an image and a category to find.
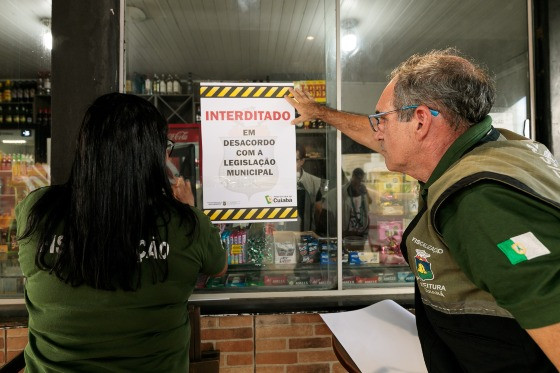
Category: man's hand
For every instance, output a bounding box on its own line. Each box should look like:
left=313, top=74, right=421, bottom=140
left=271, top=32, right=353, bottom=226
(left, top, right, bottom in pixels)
left=284, top=88, right=323, bottom=125
left=171, top=176, right=195, bottom=206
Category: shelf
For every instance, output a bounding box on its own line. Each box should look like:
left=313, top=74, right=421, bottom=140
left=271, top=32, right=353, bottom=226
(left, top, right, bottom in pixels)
left=0, top=102, right=33, bottom=106
left=295, top=128, right=330, bottom=134
left=137, top=94, right=194, bottom=99
left=225, top=262, right=336, bottom=272
left=138, top=94, right=195, bottom=123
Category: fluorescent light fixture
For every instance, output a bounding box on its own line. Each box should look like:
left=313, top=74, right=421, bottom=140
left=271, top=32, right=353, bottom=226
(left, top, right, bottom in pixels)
left=2, top=140, right=27, bottom=144
left=306, top=36, right=315, bottom=40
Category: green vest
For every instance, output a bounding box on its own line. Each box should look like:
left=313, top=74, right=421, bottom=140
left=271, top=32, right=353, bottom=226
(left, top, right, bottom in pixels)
left=406, top=130, right=560, bottom=317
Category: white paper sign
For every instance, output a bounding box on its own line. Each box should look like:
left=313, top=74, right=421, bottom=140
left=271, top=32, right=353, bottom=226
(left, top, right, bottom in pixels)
left=201, top=82, right=297, bottom=223
left=321, top=299, right=427, bottom=373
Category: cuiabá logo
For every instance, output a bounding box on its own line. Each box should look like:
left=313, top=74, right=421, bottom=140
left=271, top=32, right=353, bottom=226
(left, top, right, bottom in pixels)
left=265, top=195, right=272, bottom=204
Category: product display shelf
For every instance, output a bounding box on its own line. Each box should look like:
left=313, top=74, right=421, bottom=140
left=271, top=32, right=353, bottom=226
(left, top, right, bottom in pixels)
left=139, top=94, right=196, bottom=123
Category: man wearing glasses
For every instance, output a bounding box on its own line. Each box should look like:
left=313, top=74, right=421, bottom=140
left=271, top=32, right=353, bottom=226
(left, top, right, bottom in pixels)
left=285, top=48, right=559, bottom=371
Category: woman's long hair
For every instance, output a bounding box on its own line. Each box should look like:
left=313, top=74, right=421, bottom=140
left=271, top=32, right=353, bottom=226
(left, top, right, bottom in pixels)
left=19, top=93, right=197, bottom=291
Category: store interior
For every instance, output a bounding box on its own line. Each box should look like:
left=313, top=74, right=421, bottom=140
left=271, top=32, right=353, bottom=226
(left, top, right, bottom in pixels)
left=0, top=0, right=532, bottom=299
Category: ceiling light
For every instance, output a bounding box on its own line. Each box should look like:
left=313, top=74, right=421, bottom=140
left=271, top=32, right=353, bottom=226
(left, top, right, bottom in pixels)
left=3, top=140, right=27, bottom=144
left=342, top=33, right=358, bottom=53
left=306, top=36, right=315, bottom=40
left=41, top=18, right=52, bottom=51
left=126, top=6, right=147, bottom=22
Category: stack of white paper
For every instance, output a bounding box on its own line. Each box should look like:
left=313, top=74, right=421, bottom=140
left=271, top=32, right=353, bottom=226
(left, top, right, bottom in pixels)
left=321, top=299, right=427, bottom=373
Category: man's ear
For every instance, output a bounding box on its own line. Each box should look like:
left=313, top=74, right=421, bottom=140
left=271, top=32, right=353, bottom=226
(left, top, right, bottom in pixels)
left=413, top=106, right=434, bottom=140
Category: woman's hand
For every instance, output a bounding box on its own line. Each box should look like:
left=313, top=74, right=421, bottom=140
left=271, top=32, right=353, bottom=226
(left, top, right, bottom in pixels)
left=171, top=176, right=195, bottom=206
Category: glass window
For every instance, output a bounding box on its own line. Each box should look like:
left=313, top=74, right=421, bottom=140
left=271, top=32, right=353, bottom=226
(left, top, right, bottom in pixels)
left=0, top=2, right=52, bottom=298
left=340, top=0, right=530, bottom=289
left=125, top=0, right=339, bottom=293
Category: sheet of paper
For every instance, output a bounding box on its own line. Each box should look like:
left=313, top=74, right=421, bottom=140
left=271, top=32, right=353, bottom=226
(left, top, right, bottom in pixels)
left=321, top=299, right=427, bottom=373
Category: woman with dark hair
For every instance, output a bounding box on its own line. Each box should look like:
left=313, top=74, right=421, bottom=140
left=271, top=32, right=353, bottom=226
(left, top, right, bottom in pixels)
left=16, top=93, right=227, bottom=372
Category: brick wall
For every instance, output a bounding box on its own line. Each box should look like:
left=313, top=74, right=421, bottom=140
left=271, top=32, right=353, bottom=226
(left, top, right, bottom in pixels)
left=1, top=313, right=348, bottom=372
left=201, top=313, right=348, bottom=373
left=0, top=326, right=27, bottom=373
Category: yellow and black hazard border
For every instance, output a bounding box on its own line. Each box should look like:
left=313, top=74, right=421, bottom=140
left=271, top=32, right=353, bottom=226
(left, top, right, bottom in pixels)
left=203, top=206, right=298, bottom=223
left=200, top=85, right=291, bottom=99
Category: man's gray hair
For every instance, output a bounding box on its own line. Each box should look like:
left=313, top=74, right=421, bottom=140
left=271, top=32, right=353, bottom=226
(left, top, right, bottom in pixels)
left=390, top=48, right=496, bottom=131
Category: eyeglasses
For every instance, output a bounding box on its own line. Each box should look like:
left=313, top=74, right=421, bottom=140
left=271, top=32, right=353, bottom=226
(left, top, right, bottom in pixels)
left=166, top=140, right=175, bottom=156
left=367, top=105, right=439, bottom=132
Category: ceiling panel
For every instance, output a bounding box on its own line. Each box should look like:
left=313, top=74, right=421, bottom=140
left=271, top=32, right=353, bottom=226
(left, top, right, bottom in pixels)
left=0, top=0, right=528, bottom=84
left=0, top=0, right=51, bottom=78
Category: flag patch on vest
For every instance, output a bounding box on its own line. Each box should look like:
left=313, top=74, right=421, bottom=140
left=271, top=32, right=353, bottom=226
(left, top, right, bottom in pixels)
left=497, top=232, right=550, bottom=265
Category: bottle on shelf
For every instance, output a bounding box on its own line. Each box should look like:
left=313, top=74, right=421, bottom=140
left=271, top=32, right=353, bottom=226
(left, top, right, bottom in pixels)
left=46, top=108, right=52, bottom=128
left=0, top=106, right=3, bottom=126
left=13, top=106, right=20, bottom=124
left=173, top=75, right=181, bottom=94
left=166, top=74, right=173, bottom=94
left=4, top=106, right=12, bottom=125
left=19, top=106, right=25, bottom=124
left=195, top=104, right=201, bottom=123
left=186, top=72, right=193, bottom=95
left=23, top=81, right=30, bottom=102
left=16, top=82, right=23, bottom=102
left=125, top=79, right=132, bottom=93
left=3, top=80, right=11, bottom=102
left=144, top=74, right=152, bottom=95
left=12, top=82, right=19, bottom=102
left=29, top=80, right=36, bottom=101
left=44, top=73, right=51, bottom=95
left=0, top=81, right=3, bottom=103
left=153, top=74, right=160, bottom=94
left=37, top=108, right=44, bottom=126
left=37, top=75, right=44, bottom=95
left=159, top=74, right=167, bottom=94
left=25, top=106, right=33, bottom=124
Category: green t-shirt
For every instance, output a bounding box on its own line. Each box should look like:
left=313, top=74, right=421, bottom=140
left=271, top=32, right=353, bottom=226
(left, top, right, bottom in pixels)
left=424, top=117, right=560, bottom=329
left=16, top=187, right=227, bottom=372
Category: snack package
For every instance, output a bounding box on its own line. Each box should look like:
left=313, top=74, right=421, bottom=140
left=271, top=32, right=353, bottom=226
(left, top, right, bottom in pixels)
left=374, top=172, right=404, bottom=215
left=264, top=274, right=288, bottom=286
left=355, top=273, right=380, bottom=284
left=273, top=231, right=297, bottom=264
left=319, top=238, right=337, bottom=264
left=226, top=275, right=247, bottom=287
left=377, top=220, right=403, bottom=243
left=349, top=251, right=380, bottom=265
left=378, top=220, right=406, bottom=264
left=287, top=275, right=310, bottom=286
